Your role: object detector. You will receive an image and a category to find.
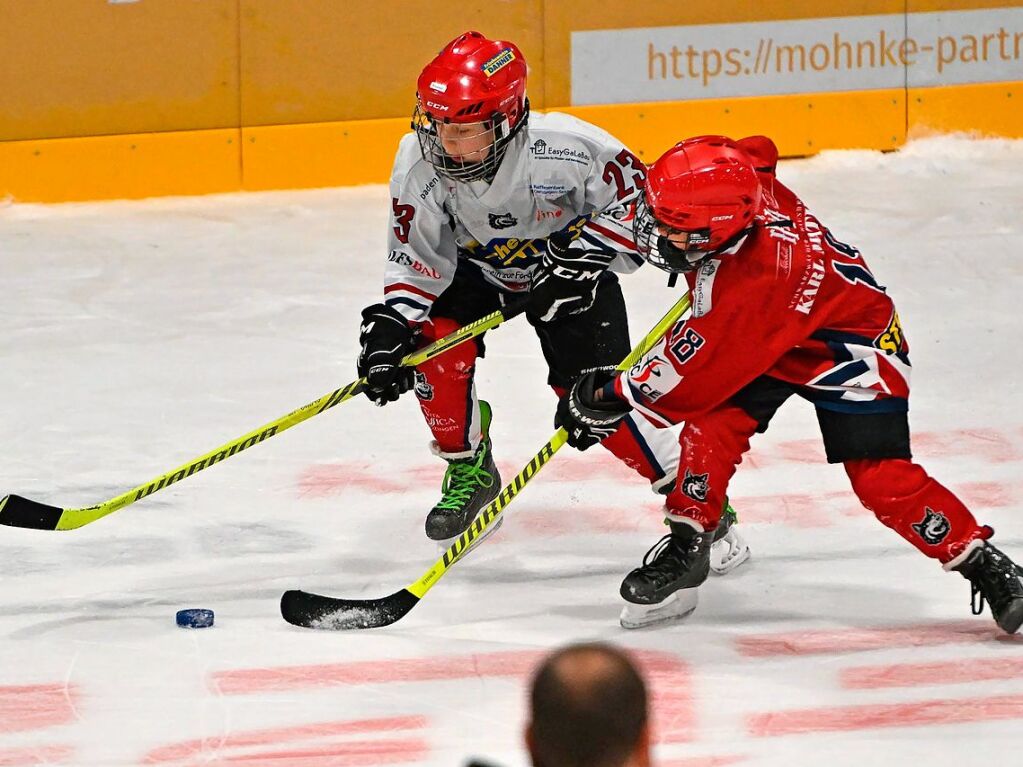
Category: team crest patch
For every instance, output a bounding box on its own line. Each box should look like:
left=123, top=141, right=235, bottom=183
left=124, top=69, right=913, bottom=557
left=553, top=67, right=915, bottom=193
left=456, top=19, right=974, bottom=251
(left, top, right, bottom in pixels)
left=681, top=468, right=710, bottom=503
left=489, top=212, right=518, bottom=229
left=911, top=507, right=950, bottom=545
left=481, top=48, right=516, bottom=77
left=413, top=371, right=434, bottom=401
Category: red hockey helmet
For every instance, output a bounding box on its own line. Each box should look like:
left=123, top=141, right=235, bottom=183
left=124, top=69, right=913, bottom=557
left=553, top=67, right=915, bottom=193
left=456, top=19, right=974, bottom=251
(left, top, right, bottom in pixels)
left=634, top=136, right=763, bottom=273
left=413, top=31, right=529, bottom=182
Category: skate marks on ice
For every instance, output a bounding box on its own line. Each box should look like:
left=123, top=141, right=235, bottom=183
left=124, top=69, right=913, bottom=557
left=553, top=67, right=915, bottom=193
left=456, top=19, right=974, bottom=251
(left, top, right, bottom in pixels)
left=142, top=716, right=431, bottom=766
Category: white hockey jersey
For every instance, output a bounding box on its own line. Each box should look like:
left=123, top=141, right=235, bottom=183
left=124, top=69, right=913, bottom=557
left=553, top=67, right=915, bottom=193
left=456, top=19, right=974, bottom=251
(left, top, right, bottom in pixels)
left=383, top=111, right=647, bottom=323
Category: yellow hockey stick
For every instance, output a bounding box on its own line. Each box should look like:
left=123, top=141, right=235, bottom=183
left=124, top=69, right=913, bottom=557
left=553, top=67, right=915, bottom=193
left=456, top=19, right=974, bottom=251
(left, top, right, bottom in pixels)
left=0, top=302, right=527, bottom=531
left=281, top=291, right=693, bottom=630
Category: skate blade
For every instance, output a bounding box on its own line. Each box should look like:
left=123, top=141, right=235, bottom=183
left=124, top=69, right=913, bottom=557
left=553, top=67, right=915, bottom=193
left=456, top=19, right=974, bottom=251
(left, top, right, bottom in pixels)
left=434, top=515, right=504, bottom=559
left=710, top=527, right=751, bottom=575
left=619, top=588, right=699, bottom=630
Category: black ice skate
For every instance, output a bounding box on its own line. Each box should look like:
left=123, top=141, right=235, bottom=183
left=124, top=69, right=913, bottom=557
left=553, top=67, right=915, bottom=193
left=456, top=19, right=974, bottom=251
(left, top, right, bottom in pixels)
left=619, top=520, right=712, bottom=629
left=425, top=400, right=502, bottom=544
left=653, top=481, right=750, bottom=576
left=951, top=541, right=1023, bottom=634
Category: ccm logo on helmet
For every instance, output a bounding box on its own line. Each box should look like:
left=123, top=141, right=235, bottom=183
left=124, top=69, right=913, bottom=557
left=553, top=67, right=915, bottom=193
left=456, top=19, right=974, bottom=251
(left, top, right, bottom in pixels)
left=426, top=101, right=449, bottom=112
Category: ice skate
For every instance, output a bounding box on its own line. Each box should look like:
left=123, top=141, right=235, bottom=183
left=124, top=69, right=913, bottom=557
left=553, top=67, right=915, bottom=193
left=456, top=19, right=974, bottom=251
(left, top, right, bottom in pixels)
left=619, top=520, right=711, bottom=629
left=709, top=505, right=750, bottom=575
left=425, top=401, right=503, bottom=549
left=655, top=482, right=750, bottom=577
left=950, top=540, right=1023, bottom=634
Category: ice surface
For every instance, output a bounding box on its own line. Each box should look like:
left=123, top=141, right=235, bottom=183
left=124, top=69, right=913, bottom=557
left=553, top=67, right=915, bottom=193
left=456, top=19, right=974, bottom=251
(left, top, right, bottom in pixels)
left=2, top=135, right=1023, bottom=765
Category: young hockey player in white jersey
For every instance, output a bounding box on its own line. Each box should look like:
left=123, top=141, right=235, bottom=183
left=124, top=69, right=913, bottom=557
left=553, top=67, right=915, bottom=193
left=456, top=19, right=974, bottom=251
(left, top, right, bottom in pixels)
left=356, top=31, right=748, bottom=572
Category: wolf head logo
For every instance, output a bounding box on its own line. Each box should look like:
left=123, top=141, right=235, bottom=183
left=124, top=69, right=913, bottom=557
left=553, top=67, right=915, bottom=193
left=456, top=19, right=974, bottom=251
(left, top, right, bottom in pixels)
left=488, top=212, right=518, bottom=230
left=911, top=507, right=951, bottom=545
left=681, top=468, right=710, bottom=503
left=413, top=371, right=434, bottom=401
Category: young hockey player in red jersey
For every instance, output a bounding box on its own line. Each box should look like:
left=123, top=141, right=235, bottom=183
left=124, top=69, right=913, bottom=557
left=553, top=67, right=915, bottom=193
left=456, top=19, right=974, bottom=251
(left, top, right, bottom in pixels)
left=355, top=32, right=750, bottom=569
left=556, top=134, right=1023, bottom=632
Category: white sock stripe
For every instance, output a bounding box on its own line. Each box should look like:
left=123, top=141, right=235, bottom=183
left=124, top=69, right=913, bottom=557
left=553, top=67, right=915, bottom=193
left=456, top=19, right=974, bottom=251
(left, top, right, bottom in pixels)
left=943, top=537, right=986, bottom=571
left=429, top=441, right=476, bottom=461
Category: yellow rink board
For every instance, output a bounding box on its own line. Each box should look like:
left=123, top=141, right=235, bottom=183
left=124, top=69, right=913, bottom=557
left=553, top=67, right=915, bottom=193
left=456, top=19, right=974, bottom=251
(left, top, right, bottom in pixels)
left=0, top=130, right=241, bottom=203
left=240, top=119, right=410, bottom=192
left=1, top=87, right=1020, bottom=201
left=563, top=90, right=906, bottom=161
left=908, top=81, right=1022, bottom=137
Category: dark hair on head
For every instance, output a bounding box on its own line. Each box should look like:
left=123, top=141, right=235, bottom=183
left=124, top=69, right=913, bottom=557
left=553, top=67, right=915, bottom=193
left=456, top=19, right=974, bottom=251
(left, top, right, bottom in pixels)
left=529, top=643, right=648, bottom=767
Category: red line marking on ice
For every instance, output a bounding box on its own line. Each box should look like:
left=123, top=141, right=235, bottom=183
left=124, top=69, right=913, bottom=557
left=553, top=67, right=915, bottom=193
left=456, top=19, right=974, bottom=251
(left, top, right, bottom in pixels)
left=0, top=746, right=75, bottom=766
left=748, top=693, right=1023, bottom=737
left=211, top=650, right=542, bottom=694
left=210, top=650, right=695, bottom=743
left=660, top=756, right=747, bottom=767
left=144, top=717, right=425, bottom=763
left=735, top=621, right=1011, bottom=657
left=913, top=429, right=1022, bottom=464
left=296, top=453, right=641, bottom=499
left=842, top=656, right=1023, bottom=689
left=955, top=480, right=1016, bottom=508
left=515, top=512, right=575, bottom=537
left=741, top=427, right=1022, bottom=470
left=726, top=493, right=835, bottom=527
left=0, top=684, right=78, bottom=733
left=297, top=463, right=405, bottom=497
left=197, top=738, right=426, bottom=766
left=301, top=425, right=1023, bottom=498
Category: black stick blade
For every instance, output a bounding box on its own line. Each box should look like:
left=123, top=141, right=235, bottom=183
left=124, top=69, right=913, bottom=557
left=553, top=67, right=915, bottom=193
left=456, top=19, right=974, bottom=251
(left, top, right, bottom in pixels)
left=280, top=588, right=419, bottom=630
left=0, top=495, right=64, bottom=530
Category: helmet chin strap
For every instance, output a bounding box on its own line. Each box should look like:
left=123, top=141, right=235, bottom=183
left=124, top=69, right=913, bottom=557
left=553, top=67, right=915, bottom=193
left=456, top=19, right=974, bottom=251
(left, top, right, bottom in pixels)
left=656, top=223, right=755, bottom=284
left=655, top=235, right=708, bottom=273
left=481, top=99, right=530, bottom=182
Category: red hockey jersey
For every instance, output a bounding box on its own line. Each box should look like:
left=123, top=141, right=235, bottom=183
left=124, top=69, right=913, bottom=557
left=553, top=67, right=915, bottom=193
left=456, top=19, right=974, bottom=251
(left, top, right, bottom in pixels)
left=617, top=137, right=911, bottom=427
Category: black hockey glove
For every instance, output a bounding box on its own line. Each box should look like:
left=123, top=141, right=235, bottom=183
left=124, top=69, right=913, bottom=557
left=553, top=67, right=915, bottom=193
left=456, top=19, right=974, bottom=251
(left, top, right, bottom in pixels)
left=555, top=369, right=632, bottom=450
left=528, top=230, right=616, bottom=324
left=357, top=303, right=417, bottom=406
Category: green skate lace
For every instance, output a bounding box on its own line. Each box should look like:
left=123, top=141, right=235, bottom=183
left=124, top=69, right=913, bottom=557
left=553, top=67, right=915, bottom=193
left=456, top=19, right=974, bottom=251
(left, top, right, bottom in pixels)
left=434, top=449, right=496, bottom=511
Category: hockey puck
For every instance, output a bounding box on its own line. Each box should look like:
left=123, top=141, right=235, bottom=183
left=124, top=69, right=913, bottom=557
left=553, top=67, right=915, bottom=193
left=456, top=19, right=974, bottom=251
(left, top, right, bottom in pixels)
left=176, top=608, right=215, bottom=629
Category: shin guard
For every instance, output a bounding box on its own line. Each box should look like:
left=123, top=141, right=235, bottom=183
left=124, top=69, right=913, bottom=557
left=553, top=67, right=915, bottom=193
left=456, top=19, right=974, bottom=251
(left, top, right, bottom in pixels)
left=665, top=405, right=760, bottom=530
left=415, top=317, right=482, bottom=454
left=845, top=458, right=993, bottom=563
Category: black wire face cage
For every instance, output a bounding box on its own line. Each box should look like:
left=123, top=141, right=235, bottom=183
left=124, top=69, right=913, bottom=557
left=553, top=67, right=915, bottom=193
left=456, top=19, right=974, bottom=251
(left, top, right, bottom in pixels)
left=412, top=101, right=528, bottom=183
left=632, top=194, right=713, bottom=274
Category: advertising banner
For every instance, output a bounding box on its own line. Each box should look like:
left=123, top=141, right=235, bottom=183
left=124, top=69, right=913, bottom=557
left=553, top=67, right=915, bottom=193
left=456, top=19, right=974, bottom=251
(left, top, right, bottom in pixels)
left=571, top=8, right=1023, bottom=104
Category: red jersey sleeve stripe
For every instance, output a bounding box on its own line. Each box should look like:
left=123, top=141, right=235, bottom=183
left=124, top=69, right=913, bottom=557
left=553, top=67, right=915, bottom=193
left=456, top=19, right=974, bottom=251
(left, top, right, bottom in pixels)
left=384, top=282, right=438, bottom=301
left=587, top=221, right=638, bottom=251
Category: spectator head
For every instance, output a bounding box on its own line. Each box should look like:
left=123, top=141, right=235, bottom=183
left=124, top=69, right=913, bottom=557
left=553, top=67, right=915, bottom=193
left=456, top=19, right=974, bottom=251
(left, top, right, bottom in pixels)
left=526, top=643, right=651, bottom=767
